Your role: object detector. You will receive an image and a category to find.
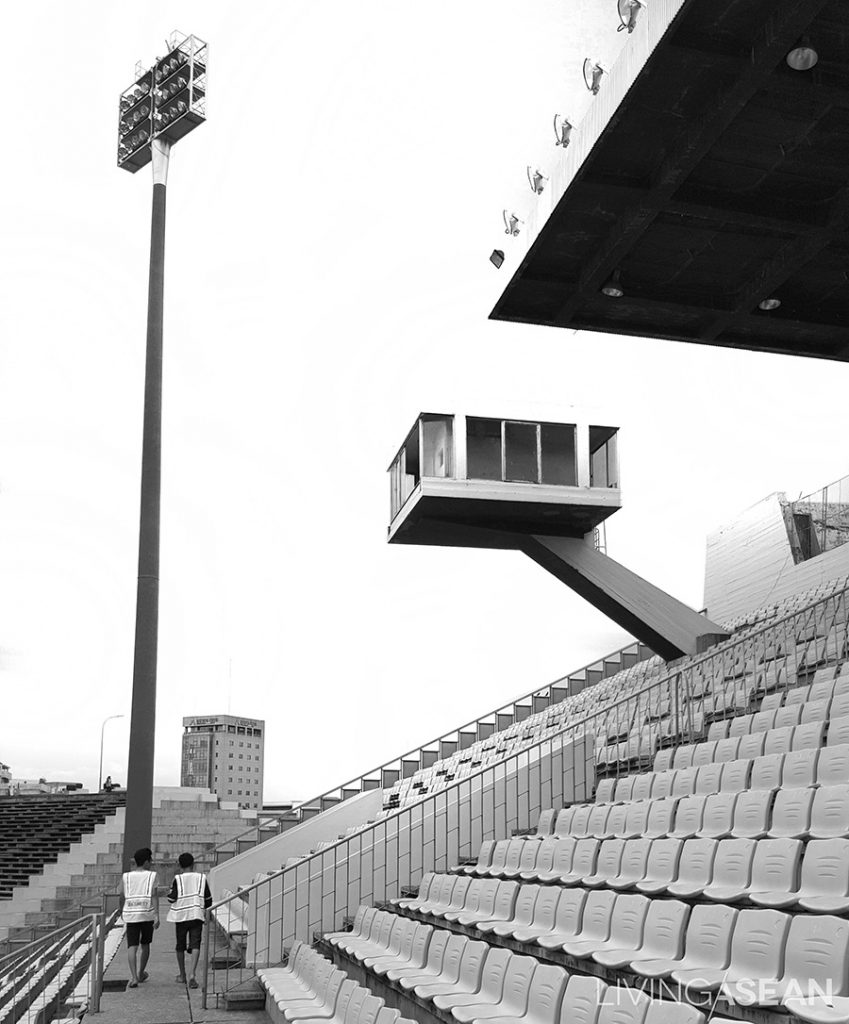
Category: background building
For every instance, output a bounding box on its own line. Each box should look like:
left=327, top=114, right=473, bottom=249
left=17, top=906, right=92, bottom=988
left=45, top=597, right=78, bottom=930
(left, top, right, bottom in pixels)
left=181, top=714, right=265, bottom=809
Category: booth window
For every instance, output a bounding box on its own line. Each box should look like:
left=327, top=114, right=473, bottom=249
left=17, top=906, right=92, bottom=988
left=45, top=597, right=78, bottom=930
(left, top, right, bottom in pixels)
left=467, top=417, right=502, bottom=480
left=590, top=426, right=619, bottom=488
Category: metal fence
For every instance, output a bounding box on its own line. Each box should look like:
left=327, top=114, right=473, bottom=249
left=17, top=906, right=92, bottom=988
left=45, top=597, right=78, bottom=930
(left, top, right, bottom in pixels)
left=0, top=905, right=114, bottom=1024
left=201, top=581, right=848, bottom=1009
left=789, top=474, right=849, bottom=559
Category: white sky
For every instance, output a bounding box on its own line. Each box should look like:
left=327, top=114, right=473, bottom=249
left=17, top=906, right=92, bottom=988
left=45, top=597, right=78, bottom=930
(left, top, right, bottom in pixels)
left=1, top=2, right=848, bottom=801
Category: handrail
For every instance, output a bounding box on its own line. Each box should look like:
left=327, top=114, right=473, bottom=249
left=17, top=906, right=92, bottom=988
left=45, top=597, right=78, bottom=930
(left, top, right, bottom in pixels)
left=209, top=636, right=651, bottom=860
left=209, top=576, right=849, bottom=904
left=0, top=885, right=120, bottom=955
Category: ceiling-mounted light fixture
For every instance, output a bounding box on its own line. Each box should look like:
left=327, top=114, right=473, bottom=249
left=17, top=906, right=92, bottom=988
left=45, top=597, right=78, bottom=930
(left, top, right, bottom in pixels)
left=758, top=297, right=781, bottom=311
left=527, top=167, right=548, bottom=194
left=617, top=0, right=644, bottom=33
left=490, top=249, right=505, bottom=269
left=786, top=37, right=818, bottom=71
left=583, top=59, right=605, bottom=94
left=601, top=269, right=624, bottom=298
left=553, top=114, right=573, bottom=148
left=503, top=211, right=524, bottom=236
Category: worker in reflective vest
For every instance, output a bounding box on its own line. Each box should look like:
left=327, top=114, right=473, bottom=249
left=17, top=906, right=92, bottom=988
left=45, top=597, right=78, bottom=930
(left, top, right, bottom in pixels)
left=167, top=851, right=213, bottom=989
left=120, top=847, right=160, bottom=988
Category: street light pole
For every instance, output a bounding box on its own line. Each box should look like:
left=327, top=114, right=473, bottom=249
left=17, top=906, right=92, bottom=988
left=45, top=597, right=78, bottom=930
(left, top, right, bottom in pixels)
left=99, top=714, right=125, bottom=792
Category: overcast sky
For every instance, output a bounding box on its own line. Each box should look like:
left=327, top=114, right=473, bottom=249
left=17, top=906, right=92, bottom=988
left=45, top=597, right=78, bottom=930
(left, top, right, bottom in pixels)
left=1, top=2, right=848, bottom=801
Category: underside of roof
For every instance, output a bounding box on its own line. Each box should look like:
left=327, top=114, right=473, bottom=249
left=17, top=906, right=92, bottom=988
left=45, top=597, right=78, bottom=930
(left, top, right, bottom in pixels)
left=490, top=0, right=849, bottom=361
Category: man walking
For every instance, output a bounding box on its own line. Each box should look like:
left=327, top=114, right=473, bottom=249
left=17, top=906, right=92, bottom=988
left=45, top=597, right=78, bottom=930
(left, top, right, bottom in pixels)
left=167, top=852, right=213, bottom=989
left=120, top=847, right=160, bottom=988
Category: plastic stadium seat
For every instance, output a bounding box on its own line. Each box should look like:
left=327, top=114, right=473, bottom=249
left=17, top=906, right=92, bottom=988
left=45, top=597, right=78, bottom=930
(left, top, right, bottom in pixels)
left=595, top=779, right=616, bottom=804
left=666, top=838, right=718, bottom=898
left=585, top=805, right=612, bottom=840
left=731, top=790, right=774, bottom=840
left=672, top=768, right=698, bottom=798
left=556, top=889, right=617, bottom=955
left=329, top=908, right=376, bottom=948
left=614, top=777, right=636, bottom=802
left=538, top=839, right=596, bottom=885
left=697, top=792, right=737, bottom=840
left=670, top=796, right=706, bottom=840
left=371, top=922, right=432, bottom=976
left=510, top=885, right=563, bottom=944
left=535, top=809, right=556, bottom=837
left=801, top=698, right=832, bottom=724
left=631, top=904, right=737, bottom=980
left=587, top=894, right=653, bottom=966
left=598, top=897, right=689, bottom=969
left=599, top=803, right=629, bottom=839
left=479, top=842, right=510, bottom=878
left=774, top=704, right=803, bottom=730
left=651, top=771, right=677, bottom=800
left=554, top=807, right=575, bottom=836
left=794, top=721, right=826, bottom=751
left=644, top=798, right=679, bottom=839
left=444, top=879, right=497, bottom=924
left=830, top=716, right=849, bottom=747
left=781, top=748, right=819, bottom=789
left=653, top=750, right=673, bottom=773
left=393, top=876, right=434, bottom=909
left=430, top=876, right=472, bottom=918
left=582, top=839, right=626, bottom=888
left=565, top=893, right=649, bottom=961
left=631, top=774, right=655, bottom=802
left=643, top=998, right=704, bottom=1024
left=536, top=888, right=589, bottom=950
left=713, top=737, right=741, bottom=763
left=485, top=963, right=569, bottom=1024
left=720, top=759, right=752, bottom=793
left=731, top=837, right=802, bottom=904
left=492, top=840, right=531, bottom=877
left=520, top=838, right=559, bottom=882
left=708, top=721, right=731, bottom=742
left=387, top=927, right=451, bottom=983
left=616, top=802, right=649, bottom=840
left=595, top=986, right=651, bottom=1024
left=479, top=884, right=540, bottom=937
left=767, top=787, right=814, bottom=839
left=753, top=838, right=849, bottom=913
left=817, top=744, right=849, bottom=786
left=692, top=741, right=717, bottom=768
left=556, top=976, right=607, bottom=1024
left=605, top=839, right=653, bottom=891
left=527, top=838, right=574, bottom=883
left=695, top=764, right=723, bottom=796
left=416, top=938, right=493, bottom=1000
left=635, top=838, right=684, bottom=895
left=786, top=686, right=812, bottom=707
left=759, top=693, right=784, bottom=713
left=781, top=915, right=849, bottom=1020
left=764, top=726, right=795, bottom=756
left=445, top=953, right=537, bottom=1021
left=505, top=842, right=544, bottom=880
left=461, top=880, right=518, bottom=930
left=729, top=715, right=753, bottom=738
left=737, top=731, right=766, bottom=760
left=701, top=838, right=756, bottom=902
left=752, top=710, right=778, bottom=733
left=810, top=784, right=849, bottom=839
left=810, top=679, right=838, bottom=703
left=673, top=908, right=791, bottom=1002
left=750, top=754, right=784, bottom=791
left=831, top=695, right=849, bottom=720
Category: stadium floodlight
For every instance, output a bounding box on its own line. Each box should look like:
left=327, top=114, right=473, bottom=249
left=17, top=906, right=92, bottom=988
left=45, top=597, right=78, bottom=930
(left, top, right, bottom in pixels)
left=503, top=211, right=523, bottom=236
left=527, top=167, right=548, bottom=194
left=490, top=249, right=506, bottom=269
left=758, top=297, right=781, bottom=311
left=583, top=59, right=605, bottom=94
left=617, top=0, right=644, bottom=33
left=553, top=114, right=573, bottom=148
left=118, top=31, right=207, bottom=869
left=786, top=39, right=818, bottom=71
left=601, top=269, right=625, bottom=298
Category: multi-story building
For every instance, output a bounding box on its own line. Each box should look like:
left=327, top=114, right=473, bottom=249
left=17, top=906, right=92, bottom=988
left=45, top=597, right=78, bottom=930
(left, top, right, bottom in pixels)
left=180, top=714, right=265, bottom=809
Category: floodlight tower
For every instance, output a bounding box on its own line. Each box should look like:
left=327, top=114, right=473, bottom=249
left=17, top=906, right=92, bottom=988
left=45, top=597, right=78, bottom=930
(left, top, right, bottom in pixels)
left=117, top=32, right=207, bottom=868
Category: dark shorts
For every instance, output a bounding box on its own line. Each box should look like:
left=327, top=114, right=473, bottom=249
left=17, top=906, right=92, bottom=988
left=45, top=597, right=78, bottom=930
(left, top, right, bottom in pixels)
left=126, top=921, right=154, bottom=947
left=175, top=920, right=204, bottom=952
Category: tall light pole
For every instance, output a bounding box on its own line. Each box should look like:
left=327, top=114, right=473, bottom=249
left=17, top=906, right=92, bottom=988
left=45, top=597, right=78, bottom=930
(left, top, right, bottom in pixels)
left=117, top=32, right=208, bottom=869
left=99, top=715, right=125, bottom=792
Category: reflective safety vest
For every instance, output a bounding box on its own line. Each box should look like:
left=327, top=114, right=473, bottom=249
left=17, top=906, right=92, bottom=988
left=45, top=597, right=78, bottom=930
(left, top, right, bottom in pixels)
left=122, top=870, right=157, bottom=922
left=167, top=872, right=208, bottom=922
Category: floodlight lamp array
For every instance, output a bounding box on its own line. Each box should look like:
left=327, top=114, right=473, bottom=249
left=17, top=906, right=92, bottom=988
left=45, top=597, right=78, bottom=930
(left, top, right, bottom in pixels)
left=117, top=33, right=208, bottom=173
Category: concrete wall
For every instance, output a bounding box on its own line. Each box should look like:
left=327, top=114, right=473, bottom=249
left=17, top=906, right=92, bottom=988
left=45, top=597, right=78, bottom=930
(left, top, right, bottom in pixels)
left=704, top=492, right=849, bottom=622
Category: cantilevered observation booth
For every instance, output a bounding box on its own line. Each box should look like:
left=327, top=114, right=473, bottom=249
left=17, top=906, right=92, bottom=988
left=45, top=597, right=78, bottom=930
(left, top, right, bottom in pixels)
left=490, top=0, right=849, bottom=361
left=389, top=412, right=727, bottom=661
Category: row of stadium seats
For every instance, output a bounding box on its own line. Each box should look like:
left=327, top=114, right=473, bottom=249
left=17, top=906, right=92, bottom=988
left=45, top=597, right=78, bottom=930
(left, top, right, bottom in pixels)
left=257, top=941, right=414, bottom=1024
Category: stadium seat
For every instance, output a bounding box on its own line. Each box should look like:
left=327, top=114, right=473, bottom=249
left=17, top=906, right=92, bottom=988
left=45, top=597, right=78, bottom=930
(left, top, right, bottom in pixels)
left=556, top=889, right=617, bottom=955
left=437, top=951, right=533, bottom=1020
left=535, top=888, right=589, bottom=950
left=829, top=716, right=849, bottom=747
left=596, top=986, right=652, bottom=1024
left=759, top=693, right=784, bottom=713
left=720, top=758, right=752, bottom=792
left=556, top=976, right=607, bottom=1024
left=631, top=903, right=737, bottom=980
left=753, top=838, right=849, bottom=912
left=669, top=795, right=706, bottom=840
left=415, top=938, right=492, bottom=1001
left=708, top=721, right=731, bottom=742
left=645, top=798, right=680, bottom=839
left=651, top=771, right=677, bottom=800
left=809, top=784, right=849, bottom=839
left=597, top=897, right=689, bottom=970
left=566, top=893, right=649, bottom=961
left=764, top=726, right=795, bottom=756
left=697, top=792, right=737, bottom=839
left=767, top=787, right=815, bottom=839
left=618, top=801, right=650, bottom=839
left=459, top=880, right=518, bottom=929
left=794, top=721, right=826, bottom=751
left=750, top=754, right=784, bottom=791
left=479, top=884, right=540, bottom=938
left=595, top=779, right=616, bottom=804
left=614, top=778, right=636, bottom=802
left=801, top=698, right=831, bottom=724
left=534, top=809, right=556, bottom=837
left=631, top=773, right=655, bottom=802
left=752, top=710, right=777, bottom=733
left=731, top=789, right=772, bottom=839
left=666, top=839, right=718, bottom=898
left=695, top=763, right=723, bottom=796
left=485, top=963, right=568, bottom=1024
left=532, top=839, right=578, bottom=884
left=398, top=932, right=467, bottom=992
left=653, top=749, right=674, bottom=773
left=554, top=807, right=575, bottom=836
left=520, top=838, right=558, bottom=881
left=510, top=884, right=563, bottom=944
left=693, top=741, right=717, bottom=768
left=581, top=839, right=626, bottom=888
left=713, top=737, right=741, bottom=763
left=701, top=838, right=756, bottom=901
left=729, top=715, right=752, bottom=738
left=781, top=915, right=849, bottom=1019
left=445, top=880, right=497, bottom=925
left=781, top=748, right=819, bottom=789
left=490, top=839, right=530, bottom=877
left=549, top=839, right=600, bottom=886
left=737, top=731, right=766, bottom=760
left=605, top=839, right=653, bottom=891
left=830, top=694, right=849, bottom=720
left=431, top=876, right=473, bottom=919
left=635, top=838, right=684, bottom=895
left=386, top=927, right=451, bottom=982
left=817, top=744, right=849, bottom=786
left=672, top=767, right=698, bottom=798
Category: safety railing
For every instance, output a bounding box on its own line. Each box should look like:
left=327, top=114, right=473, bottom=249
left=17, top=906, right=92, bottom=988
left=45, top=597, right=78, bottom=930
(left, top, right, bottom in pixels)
left=788, top=474, right=849, bottom=559
left=0, top=890, right=120, bottom=958
left=200, top=578, right=849, bottom=1009
left=0, top=905, right=114, bottom=1023
left=210, top=638, right=653, bottom=864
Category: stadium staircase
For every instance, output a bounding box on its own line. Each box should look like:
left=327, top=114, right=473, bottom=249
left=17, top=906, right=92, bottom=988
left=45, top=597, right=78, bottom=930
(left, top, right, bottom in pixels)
left=204, top=574, right=849, bottom=1024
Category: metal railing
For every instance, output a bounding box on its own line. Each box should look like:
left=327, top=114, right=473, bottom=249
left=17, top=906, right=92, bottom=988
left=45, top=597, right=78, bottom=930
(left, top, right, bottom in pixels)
left=788, top=474, right=849, bottom=560
left=210, top=638, right=652, bottom=864
left=0, top=890, right=120, bottom=959
left=199, top=579, right=849, bottom=1008
left=0, top=903, right=116, bottom=1023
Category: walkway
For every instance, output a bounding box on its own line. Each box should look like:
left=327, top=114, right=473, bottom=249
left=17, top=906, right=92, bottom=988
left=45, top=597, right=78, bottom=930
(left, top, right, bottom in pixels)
left=93, top=909, right=268, bottom=1024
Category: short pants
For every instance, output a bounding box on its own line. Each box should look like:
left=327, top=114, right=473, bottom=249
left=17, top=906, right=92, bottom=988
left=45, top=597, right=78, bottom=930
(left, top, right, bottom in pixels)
left=126, top=921, right=155, bottom=947
left=175, top=920, right=204, bottom=952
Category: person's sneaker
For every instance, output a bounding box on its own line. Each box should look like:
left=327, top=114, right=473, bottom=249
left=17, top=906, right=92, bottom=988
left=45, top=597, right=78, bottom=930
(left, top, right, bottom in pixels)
left=139, top=971, right=149, bottom=983
left=188, top=978, right=199, bottom=989
left=127, top=981, right=138, bottom=989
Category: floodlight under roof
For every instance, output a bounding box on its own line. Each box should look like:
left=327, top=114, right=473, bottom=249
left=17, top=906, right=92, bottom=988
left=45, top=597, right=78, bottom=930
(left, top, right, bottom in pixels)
left=786, top=41, right=818, bottom=71
left=758, top=297, right=782, bottom=311
left=583, top=59, right=604, bottom=94
left=617, top=0, right=644, bottom=33
left=527, top=167, right=548, bottom=194
left=601, top=269, right=624, bottom=298
left=503, top=211, right=523, bottom=236
left=553, top=114, right=573, bottom=148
